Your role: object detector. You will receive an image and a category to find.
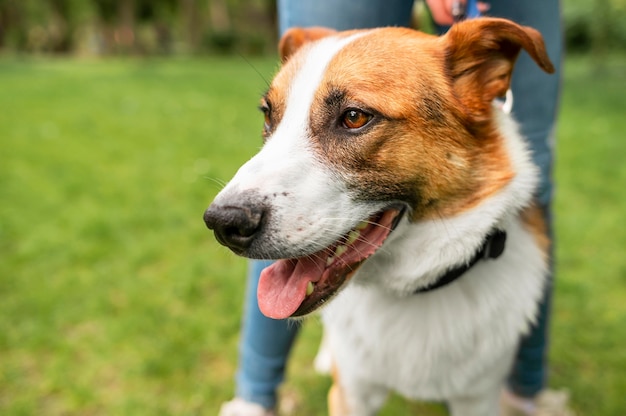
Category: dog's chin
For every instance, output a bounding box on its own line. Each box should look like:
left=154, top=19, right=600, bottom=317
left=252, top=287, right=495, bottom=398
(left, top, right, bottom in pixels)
left=257, top=206, right=405, bottom=319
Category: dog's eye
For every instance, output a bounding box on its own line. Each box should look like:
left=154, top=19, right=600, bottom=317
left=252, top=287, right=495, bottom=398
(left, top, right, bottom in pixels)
left=262, top=109, right=271, bottom=131
left=341, top=109, right=372, bottom=130
left=259, top=101, right=272, bottom=133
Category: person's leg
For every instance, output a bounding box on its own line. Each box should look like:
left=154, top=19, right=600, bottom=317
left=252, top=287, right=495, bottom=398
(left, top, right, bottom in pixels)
left=277, top=0, right=414, bottom=34
left=233, top=260, right=300, bottom=410
left=431, top=0, right=562, bottom=406
left=486, top=0, right=563, bottom=400
left=225, top=1, right=415, bottom=413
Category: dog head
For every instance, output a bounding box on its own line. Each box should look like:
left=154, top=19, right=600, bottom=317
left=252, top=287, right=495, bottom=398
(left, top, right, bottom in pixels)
left=204, top=18, right=554, bottom=319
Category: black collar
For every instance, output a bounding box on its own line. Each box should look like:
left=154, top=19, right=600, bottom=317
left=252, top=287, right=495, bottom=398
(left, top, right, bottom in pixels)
left=414, top=229, right=507, bottom=294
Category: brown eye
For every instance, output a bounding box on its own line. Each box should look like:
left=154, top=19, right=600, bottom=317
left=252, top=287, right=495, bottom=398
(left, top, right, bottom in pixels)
left=341, top=109, right=372, bottom=130
left=262, top=110, right=271, bottom=131
left=259, top=100, right=272, bottom=133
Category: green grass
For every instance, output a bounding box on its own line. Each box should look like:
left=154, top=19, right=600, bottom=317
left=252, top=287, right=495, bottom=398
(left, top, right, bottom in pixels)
left=0, top=53, right=625, bottom=415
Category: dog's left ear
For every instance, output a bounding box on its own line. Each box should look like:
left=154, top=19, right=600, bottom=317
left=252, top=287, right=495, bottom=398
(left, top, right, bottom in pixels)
left=444, top=18, right=554, bottom=123
left=278, top=27, right=337, bottom=63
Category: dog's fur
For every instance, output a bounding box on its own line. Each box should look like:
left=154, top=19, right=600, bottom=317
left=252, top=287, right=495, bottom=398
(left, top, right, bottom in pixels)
left=204, top=18, right=554, bottom=416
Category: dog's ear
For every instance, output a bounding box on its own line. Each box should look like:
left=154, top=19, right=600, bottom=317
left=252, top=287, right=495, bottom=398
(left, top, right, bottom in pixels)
left=444, top=18, right=554, bottom=123
left=279, top=27, right=337, bottom=63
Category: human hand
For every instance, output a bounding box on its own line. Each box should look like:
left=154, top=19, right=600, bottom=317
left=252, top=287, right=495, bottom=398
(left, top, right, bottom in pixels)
left=425, top=0, right=490, bottom=25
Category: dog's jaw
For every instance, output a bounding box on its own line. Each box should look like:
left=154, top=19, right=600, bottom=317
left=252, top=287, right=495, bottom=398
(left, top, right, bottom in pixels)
left=257, top=207, right=404, bottom=319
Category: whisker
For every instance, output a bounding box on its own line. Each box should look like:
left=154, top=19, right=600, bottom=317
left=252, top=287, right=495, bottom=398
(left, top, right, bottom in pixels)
left=238, top=52, right=271, bottom=88
left=203, top=176, right=228, bottom=190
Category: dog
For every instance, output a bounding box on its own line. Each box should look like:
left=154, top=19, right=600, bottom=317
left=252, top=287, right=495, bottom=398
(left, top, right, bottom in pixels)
left=204, top=18, right=554, bottom=416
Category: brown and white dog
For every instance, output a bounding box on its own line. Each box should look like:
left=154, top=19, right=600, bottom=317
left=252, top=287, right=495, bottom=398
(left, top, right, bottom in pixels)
left=204, top=18, right=554, bottom=416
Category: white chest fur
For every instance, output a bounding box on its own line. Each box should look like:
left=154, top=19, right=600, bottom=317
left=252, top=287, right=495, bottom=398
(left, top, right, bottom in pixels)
left=321, top=216, right=547, bottom=401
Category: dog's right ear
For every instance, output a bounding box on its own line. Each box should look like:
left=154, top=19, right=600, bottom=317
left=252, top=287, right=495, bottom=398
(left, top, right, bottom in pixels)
left=279, top=27, right=337, bottom=63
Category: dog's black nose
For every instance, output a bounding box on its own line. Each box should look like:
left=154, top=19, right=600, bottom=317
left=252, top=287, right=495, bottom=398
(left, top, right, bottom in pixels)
left=203, top=203, right=264, bottom=253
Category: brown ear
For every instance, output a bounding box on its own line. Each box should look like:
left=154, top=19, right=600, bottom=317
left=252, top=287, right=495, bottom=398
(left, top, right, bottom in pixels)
left=444, top=18, right=554, bottom=123
left=278, top=27, right=337, bottom=62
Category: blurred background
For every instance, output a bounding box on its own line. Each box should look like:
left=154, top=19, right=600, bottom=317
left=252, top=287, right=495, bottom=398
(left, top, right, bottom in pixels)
left=0, top=0, right=277, bottom=56
left=1, top=0, right=625, bottom=415
left=0, top=0, right=625, bottom=57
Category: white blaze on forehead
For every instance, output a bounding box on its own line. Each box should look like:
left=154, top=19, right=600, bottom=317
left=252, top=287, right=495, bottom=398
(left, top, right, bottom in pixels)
left=278, top=32, right=367, bottom=140
left=227, top=32, right=368, bottom=192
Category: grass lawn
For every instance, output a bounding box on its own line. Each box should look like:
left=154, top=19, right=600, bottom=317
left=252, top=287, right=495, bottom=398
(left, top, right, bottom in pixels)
left=1, top=53, right=625, bottom=415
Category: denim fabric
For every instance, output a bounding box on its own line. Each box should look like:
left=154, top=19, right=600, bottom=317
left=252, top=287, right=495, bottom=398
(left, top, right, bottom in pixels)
left=277, top=0, right=415, bottom=34
left=234, top=260, right=299, bottom=409
left=235, top=0, right=562, bottom=407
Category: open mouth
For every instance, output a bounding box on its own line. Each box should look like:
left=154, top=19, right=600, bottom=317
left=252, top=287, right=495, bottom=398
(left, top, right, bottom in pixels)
left=257, top=206, right=404, bottom=319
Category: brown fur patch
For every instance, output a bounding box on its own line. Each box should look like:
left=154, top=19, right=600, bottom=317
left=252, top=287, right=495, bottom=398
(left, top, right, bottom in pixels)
left=329, top=362, right=350, bottom=416
left=279, top=27, right=337, bottom=63
left=521, top=203, right=550, bottom=260
left=306, top=27, right=515, bottom=221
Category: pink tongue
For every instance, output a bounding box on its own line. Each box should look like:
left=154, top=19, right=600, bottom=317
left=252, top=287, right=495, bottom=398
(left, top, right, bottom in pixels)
left=257, top=255, right=327, bottom=319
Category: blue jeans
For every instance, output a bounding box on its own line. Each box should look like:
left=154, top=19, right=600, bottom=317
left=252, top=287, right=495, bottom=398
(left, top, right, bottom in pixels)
left=235, top=0, right=562, bottom=409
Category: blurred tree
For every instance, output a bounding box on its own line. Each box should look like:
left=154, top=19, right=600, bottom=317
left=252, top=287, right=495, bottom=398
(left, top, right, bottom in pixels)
left=46, top=0, right=82, bottom=52
left=118, top=0, right=135, bottom=52
left=207, top=0, right=234, bottom=53
left=209, top=0, right=231, bottom=36
left=136, top=0, right=177, bottom=54
left=180, top=0, right=205, bottom=53
left=0, top=0, right=90, bottom=52
left=92, top=0, right=136, bottom=53
left=0, top=0, right=22, bottom=49
left=591, top=0, right=611, bottom=72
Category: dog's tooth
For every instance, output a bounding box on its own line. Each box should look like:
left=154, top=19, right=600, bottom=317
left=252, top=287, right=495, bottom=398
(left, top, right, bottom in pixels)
left=334, top=245, right=348, bottom=257
left=326, top=244, right=349, bottom=267
left=346, top=230, right=360, bottom=245
left=356, top=221, right=369, bottom=230
left=306, top=281, right=315, bottom=296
